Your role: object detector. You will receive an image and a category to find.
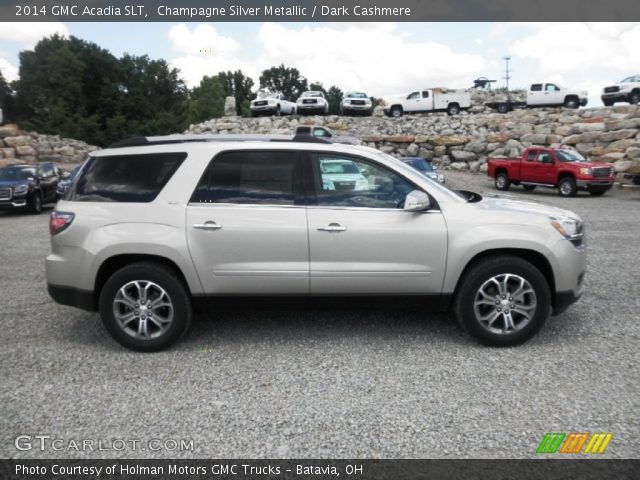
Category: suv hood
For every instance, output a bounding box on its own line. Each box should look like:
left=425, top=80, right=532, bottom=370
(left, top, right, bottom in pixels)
left=478, top=194, right=579, bottom=220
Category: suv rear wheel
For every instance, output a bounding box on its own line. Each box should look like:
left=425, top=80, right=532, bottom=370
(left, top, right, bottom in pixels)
left=454, top=255, right=551, bottom=346
left=99, top=262, right=192, bottom=351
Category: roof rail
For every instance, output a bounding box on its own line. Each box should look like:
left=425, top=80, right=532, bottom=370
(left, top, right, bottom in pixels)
left=107, top=133, right=332, bottom=149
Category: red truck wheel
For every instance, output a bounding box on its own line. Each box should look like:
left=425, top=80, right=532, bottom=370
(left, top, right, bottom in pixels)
left=495, top=172, right=510, bottom=191
left=558, top=177, right=577, bottom=197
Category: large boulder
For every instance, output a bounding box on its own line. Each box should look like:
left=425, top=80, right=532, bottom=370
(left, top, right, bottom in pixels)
left=224, top=96, right=237, bottom=116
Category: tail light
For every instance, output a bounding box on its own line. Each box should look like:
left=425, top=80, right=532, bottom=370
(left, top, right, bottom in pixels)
left=50, top=211, right=74, bottom=235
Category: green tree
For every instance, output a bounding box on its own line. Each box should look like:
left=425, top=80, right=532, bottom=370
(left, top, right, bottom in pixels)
left=188, top=75, right=225, bottom=124
left=325, top=86, right=343, bottom=115
left=0, top=69, right=14, bottom=121
left=219, top=70, right=254, bottom=116
left=259, top=65, right=308, bottom=101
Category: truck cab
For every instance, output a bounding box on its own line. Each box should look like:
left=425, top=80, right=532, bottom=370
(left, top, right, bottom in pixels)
left=383, top=88, right=471, bottom=117
left=527, top=83, right=588, bottom=108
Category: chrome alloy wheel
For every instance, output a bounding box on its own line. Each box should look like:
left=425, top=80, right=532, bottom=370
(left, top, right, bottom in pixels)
left=496, top=176, right=507, bottom=188
left=473, top=274, right=537, bottom=335
left=113, top=280, right=174, bottom=339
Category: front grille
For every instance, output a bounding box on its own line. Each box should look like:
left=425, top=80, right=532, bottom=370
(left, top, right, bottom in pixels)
left=350, top=100, right=366, bottom=105
left=593, top=167, right=612, bottom=178
left=604, top=86, right=620, bottom=93
left=333, top=180, right=356, bottom=190
left=0, top=187, right=11, bottom=200
left=303, top=99, right=317, bottom=104
left=254, top=100, right=268, bottom=106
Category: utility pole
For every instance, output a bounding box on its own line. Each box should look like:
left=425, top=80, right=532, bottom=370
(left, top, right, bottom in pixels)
left=503, top=56, right=512, bottom=91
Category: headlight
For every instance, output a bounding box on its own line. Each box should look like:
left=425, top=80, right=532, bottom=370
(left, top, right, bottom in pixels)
left=579, top=167, right=592, bottom=176
left=550, top=215, right=582, bottom=239
left=13, top=184, right=29, bottom=196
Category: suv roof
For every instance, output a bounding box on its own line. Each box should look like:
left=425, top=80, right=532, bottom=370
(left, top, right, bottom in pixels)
left=108, top=133, right=333, bottom=149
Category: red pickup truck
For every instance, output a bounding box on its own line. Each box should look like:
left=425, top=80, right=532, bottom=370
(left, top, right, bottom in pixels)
left=487, top=147, right=615, bottom=197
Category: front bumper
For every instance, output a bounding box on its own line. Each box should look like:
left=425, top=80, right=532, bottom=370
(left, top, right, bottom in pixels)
left=0, top=198, right=27, bottom=209
left=297, top=104, right=325, bottom=114
left=342, top=104, right=372, bottom=114
left=601, top=92, right=629, bottom=102
left=576, top=179, right=614, bottom=189
left=250, top=106, right=277, bottom=115
left=550, top=236, right=586, bottom=315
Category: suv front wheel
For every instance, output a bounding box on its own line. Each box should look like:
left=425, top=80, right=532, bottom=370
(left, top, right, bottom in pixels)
left=454, top=255, right=551, bottom=346
left=99, top=262, right=192, bottom=351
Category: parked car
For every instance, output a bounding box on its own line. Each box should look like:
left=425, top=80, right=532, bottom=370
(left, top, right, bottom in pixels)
left=487, top=147, right=614, bottom=197
left=47, top=134, right=586, bottom=351
left=56, top=165, right=82, bottom=200
left=341, top=92, right=373, bottom=116
left=0, top=162, right=61, bottom=213
left=250, top=91, right=296, bottom=116
left=601, top=75, right=640, bottom=106
left=401, top=157, right=445, bottom=184
left=383, top=88, right=471, bottom=117
left=487, top=83, right=588, bottom=113
left=295, top=125, right=359, bottom=145
left=296, top=91, right=329, bottom=115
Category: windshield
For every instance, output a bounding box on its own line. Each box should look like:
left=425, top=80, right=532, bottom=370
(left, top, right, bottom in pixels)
left=621, top=76, right=638, bottom=83
left=376, top=152, right=467, bottom=202
left=0, top=166, right=36, bottom=181
left=404, top=158, right=433, bottom=173
left=320, top=161, right=361, bottom=174
left=556, top=150, right=588, bottom=163
left=302, top=91, right=323, bottom=97
left=346, top=92, right=367, bottom=99
left=256, top=91, right=276, bottom=99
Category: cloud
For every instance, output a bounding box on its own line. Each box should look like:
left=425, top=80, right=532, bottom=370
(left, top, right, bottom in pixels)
left=0, top=57, right=19, bottom=83
left=166, top=22, right=488, bottom=95
left=509, top=23, right=640, bottom=75
left=254, top=23, right=487, bottom=95
left=0, top=22, right=69, bottom=47
left=168, top=23, right=246, bottom=87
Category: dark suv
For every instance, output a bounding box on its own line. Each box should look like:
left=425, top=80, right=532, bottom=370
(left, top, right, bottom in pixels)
left=0, top=163, right=61, bottom=213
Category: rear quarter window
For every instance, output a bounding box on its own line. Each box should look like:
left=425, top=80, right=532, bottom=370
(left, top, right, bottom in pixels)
left=68, top=152, right=186, bottom=202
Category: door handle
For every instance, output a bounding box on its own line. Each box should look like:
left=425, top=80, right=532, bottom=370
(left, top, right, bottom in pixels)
left=193, top=221, right=222, bottom=231
left=317, top=223, right=346, bottom=232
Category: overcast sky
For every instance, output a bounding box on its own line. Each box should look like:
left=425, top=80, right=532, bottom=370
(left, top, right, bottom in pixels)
left=1, top=22, right=639, bottom=106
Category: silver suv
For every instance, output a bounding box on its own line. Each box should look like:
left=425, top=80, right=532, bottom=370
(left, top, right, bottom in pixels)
left=46, top=135, right=586, bottom=351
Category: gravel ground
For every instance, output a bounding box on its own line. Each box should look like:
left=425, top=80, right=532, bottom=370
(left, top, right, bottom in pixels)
left=1, top=172, right=638, bottom=459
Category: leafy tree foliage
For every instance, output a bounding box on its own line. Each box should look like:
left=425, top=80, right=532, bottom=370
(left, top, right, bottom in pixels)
left=259, top=65, right=308, bottom=101
left=219, top=70, right=254, bottom=116
left=188, top=76, right=225, bottom=124
left=12, top=35, right=188, bottom=146
left=0, top=69, right=14, bottom=121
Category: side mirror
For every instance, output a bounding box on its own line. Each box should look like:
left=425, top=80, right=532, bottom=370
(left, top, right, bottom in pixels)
left=404, top=190, right=431, bottom=212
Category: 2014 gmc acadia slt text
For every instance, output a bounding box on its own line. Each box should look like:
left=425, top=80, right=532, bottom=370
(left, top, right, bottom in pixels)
left=46, top=134, right=586, bottom=351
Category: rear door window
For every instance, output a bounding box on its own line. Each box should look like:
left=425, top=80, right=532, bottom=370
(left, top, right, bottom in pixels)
left=190, top=150, right=300, bottom=205
left=69, top=152, right=186, bottom=202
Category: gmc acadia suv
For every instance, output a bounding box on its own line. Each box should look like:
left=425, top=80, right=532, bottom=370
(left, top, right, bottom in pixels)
left=46, top=134, right=586, bottom=351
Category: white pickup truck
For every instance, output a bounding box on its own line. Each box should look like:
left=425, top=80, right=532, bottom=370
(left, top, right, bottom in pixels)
left=383, top=88, right=471, bottom=117
left=487, top=83, right=588, bottom=113
left=250, top=91, right=297, bottom=116
left=601, top=75, right=640, bottom=106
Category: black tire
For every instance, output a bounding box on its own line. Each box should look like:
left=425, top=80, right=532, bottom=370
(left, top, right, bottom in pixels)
left=447, top=103, right=461, bottom=116
left=589, top=188, right=607, bottom=197
left=275, top=105, right=281, bottom=116
left=603, top=99, right=614, bottom=107
left=29, top=192, right=42, bottom=214
left=558, top=176, right=577, bottom=197
left=564, top=97, right=579, bottom=109
left=291, top=107, right=296, bottom=115
left=454, top=255, right=551, bottom=346
left=523, top=185, right=536, bottom=191
left=99, top=262, right=192, bottom=352
left=629, top=91, right=640, bottom=105
left=497, top=103, right=509, bottom=114
left=495, top=172, right=510, bottom=191
left=390, top=106, right=403, bottom=118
